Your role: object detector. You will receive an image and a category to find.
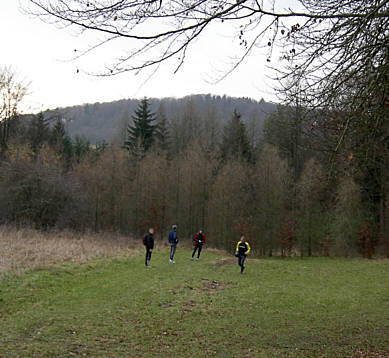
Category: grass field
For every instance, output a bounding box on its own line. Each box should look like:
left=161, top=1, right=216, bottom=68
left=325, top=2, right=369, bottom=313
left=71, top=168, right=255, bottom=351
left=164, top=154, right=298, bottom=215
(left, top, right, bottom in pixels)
left=1, top=245, right=389, bottom=357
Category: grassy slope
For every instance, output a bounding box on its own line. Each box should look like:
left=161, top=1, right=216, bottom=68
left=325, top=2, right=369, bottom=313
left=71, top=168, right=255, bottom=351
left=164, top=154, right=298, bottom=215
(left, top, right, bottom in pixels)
left=0, top=250, right=388, bottom=358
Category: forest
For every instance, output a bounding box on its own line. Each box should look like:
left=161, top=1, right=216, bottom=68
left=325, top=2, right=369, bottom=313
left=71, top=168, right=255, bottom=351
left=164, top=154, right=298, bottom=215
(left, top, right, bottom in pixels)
left=1, top=0, right=389, bottom=260
left=1, top=2, right=388, bottom=357
left=0, top=71, right=388, bottom=258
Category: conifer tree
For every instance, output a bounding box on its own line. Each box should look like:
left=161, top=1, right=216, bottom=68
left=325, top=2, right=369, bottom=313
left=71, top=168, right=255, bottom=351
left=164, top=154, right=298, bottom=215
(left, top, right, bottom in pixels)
left=28, top=112, right=50, bottom=154
left=73, top=135, right=90, bottom=163
left=221, top=109, right=252, bottom=162
left=155, top=103, right=170, bottom=152
left=50, top=119, right=66, bottom=147
left=124, top=98, right=156, bottom=155
left=50, top=119, right=73, bottom=165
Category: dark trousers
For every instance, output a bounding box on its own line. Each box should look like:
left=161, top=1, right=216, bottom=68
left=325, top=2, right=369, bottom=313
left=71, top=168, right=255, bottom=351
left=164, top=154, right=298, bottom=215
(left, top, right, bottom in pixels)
left=145, top=247, right=152, bottom=266
left=192, top=244, right=203, bottom=258
left=169, top=244, right=177, bottom=260
left=238, top=254, right=246, bottom=273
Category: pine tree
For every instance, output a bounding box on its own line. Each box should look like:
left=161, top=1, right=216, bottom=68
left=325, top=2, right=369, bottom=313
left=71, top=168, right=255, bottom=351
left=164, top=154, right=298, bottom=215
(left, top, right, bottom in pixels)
left=124, top=98, right=156, bottom=155
left=50, top=119, right=73, bottom=165
left=28, top=112, right=50, bottom=154
left=73, top=135, right=90, bottom=163
left=221, top=109, right=252, bottom=162
left=50, top=119, right=66, bottom=147
left=155, top=103, right=170, bottom=152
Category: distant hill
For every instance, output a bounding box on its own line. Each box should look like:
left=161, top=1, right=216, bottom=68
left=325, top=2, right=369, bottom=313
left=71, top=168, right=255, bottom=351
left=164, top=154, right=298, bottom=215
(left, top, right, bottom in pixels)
left=44, top=94, right=277, bottom=144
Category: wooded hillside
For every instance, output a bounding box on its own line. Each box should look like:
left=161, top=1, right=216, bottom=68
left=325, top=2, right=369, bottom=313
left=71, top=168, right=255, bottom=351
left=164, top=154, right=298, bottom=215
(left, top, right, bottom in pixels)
left=48, top=94, right=275, bottom=144
left=1, top=86, right=387, bottom=258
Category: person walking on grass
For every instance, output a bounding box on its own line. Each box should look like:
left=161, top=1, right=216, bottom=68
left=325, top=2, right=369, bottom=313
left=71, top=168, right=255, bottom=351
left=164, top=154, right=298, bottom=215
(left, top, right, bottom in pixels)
left=191, top=229, right=206, bottom=260
left=143, top=228, right=154, bottom=268
left=168, top=225, right=178, bottom=263
left=235, top=235, right=251, bottom=274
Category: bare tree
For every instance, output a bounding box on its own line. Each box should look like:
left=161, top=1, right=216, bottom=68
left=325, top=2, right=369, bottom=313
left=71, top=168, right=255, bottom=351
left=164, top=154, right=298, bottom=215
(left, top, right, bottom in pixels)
left=25, top=1, right=388, bottom=161
left=207, top=159, right=253, bottom=249
left=330, top=175, right=364, bottom=256
left=254, top=145, right=291, bottom=255
left=296, top=157, right=326, bottom=256
left=0, top=67, right=28, bottom=154
left=21, top=2, right=383, bottom=77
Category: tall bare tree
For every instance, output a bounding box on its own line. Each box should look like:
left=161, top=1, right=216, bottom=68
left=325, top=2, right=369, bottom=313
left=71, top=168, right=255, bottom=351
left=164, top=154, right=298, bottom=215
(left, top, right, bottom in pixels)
left=208, top=159, right=253, bottom=249
left=253, top=145, right=291, bottom=255
left=0, top=67, right=28, bottom=154
left=296, top=157, right=327, bottom=256
left=24, top=1, right=388, bottom=84
left=330, top=175, right=365, bottom=256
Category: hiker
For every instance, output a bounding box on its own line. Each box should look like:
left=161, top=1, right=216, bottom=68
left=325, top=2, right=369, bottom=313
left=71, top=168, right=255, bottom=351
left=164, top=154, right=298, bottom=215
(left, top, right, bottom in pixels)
left=143, top=228, right=154, bottom=268
left=235, top=235, right=251, bottom=274
left=191, top=229, right=206, bottom=260
left=168, top=225, right=178, bottom=263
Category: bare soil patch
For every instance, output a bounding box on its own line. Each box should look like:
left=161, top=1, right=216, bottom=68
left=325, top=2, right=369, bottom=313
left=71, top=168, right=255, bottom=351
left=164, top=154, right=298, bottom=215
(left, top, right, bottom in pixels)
left=206, top=257, right=236, bottom=266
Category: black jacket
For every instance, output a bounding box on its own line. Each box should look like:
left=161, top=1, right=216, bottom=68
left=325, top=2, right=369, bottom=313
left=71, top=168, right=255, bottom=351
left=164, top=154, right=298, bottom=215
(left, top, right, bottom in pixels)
left=144, top=233, right=154, bottom=249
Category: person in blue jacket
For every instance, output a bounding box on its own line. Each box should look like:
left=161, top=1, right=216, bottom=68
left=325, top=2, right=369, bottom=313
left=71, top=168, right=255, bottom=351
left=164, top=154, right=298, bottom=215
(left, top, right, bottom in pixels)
left=168, top=225, right=178, bottom=263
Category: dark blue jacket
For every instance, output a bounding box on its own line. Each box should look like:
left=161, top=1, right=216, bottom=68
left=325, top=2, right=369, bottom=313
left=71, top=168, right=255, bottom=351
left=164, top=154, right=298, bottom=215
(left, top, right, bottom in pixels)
left=168, top=230, right=178, bottom=244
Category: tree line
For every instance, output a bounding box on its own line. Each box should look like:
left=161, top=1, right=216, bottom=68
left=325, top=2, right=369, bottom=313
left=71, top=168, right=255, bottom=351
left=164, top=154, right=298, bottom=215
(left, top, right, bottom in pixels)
left=49, top=94, right=274, bottom=144
left=0, top=81, right=387, bottom=258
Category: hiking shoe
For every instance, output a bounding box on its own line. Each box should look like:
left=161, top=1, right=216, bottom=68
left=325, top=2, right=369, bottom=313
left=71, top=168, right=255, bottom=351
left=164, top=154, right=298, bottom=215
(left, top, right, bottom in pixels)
left=196, top=258, right=199, bottom=261
left=145, top=265, right=152, bottom=268
left=169, top=259, right=175, bottom=263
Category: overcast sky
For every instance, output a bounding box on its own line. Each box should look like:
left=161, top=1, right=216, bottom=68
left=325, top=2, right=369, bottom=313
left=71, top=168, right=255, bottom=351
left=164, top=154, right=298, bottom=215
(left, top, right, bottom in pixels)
left=2, top=1, right=281, bottom=113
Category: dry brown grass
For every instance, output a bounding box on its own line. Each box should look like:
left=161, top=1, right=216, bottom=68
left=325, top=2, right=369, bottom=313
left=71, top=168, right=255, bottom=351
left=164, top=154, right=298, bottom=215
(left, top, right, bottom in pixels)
left=0, top=226, right=143, bottom=275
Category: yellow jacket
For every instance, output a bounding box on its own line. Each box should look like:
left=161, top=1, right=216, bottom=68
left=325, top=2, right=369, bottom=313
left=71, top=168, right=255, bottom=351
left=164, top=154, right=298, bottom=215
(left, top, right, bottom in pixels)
left=236, top=240, right=251, bottom=255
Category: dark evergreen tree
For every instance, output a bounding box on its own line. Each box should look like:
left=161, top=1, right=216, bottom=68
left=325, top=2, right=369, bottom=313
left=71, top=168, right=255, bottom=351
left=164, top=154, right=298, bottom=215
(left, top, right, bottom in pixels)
left=50, top=119, right=66, bottom=146
left=50, top=119, right=73, bottom=165
left=73, top=135, right=90, bottom=163
left=28, top=112, right=50, bottom=154
left=124, top=98, right=156, bottom=155
left=221, top=109, right=252, bottom=162
left=155, top=103, right=170, bottom=152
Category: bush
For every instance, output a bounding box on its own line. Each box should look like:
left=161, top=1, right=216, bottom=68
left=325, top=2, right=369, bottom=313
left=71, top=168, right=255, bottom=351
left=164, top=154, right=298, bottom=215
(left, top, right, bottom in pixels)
left=0, top=146, right=88, bottom=229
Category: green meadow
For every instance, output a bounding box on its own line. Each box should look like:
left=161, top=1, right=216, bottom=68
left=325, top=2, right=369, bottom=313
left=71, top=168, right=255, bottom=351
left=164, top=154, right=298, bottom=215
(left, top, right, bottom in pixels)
left=1, top=250, right=388, bottom=357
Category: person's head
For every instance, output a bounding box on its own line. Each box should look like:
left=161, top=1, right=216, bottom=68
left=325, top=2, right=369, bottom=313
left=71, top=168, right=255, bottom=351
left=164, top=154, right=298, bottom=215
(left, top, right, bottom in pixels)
left=199, top=229, right=203, bottom=234
left=149, top=228, right=154, bottom=235
left=240, top=235, right=245, bottom=242
left=172, top=225, right=177, bottom=231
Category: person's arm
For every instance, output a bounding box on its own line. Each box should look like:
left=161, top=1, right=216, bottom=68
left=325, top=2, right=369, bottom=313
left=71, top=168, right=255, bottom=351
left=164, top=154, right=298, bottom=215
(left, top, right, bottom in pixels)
left=235, top=241, right=240, bottom=253
left=202, top=234, right=206, bottom=244
left=145, top=235, right=151, bottom=249
left=245, top=242, right=251, bottom=255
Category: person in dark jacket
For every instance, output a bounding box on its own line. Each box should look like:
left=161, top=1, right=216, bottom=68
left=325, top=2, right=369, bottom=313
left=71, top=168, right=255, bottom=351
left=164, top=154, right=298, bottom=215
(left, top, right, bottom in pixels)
left=235, top=235, right=251, bottom=274
left=168, top=225, right=178, bottom=263
left=143, top=228, right=154, bottom=268
left=191, top=229, right=206, bottom=260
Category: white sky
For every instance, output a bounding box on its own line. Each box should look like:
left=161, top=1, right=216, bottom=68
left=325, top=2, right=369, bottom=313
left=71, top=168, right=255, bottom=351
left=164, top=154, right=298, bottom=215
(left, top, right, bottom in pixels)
left=1, top=0, right=282, bottom=113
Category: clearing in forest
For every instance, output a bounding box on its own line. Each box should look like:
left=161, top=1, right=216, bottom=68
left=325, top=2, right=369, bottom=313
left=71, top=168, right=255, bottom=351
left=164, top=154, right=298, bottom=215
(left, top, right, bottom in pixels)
left=0, top=247, right=388, bottom=357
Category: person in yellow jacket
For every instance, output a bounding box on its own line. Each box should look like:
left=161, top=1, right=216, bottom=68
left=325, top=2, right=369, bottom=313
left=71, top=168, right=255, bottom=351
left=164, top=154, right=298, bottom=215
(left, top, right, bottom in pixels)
left=235, top=236, right=251, bottom=274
